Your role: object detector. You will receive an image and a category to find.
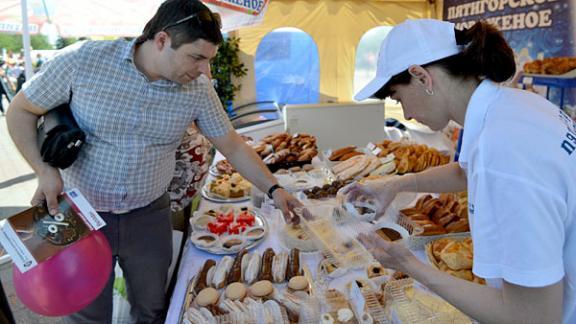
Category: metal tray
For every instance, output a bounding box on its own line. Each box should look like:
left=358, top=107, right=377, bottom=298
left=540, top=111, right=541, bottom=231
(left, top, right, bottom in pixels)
left=189, top=210, right=268, bottom=255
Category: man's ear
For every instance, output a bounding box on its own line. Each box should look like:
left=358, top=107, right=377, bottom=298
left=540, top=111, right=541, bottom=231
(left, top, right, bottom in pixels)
left=408, top=65, right=432, bottom=89
left=154, top=31, right=170, bottom=51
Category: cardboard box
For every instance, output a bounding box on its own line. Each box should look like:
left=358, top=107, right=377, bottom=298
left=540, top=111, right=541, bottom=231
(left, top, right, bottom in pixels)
left=0, top=188, right=106, bottom=272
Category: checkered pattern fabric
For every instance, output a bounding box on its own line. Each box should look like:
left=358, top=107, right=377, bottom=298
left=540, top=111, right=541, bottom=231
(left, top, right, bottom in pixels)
left=23, top=39, right=232, bottom=210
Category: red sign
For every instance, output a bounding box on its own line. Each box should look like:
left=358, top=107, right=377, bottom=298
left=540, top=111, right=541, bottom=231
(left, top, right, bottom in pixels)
left=202, top=0, right=269, bottom=16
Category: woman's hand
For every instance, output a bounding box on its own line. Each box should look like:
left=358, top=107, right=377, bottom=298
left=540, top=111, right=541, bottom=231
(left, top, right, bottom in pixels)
left=340, top=177, right=403, bottom=220
left=32, top=166, right=63, bottom=215
left=358, top=233, right=418, bottom=272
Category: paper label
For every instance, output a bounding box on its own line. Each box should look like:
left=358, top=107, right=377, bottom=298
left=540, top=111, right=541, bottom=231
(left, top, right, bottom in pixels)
left=366, top=142, right=376, bottom=151
left=64, top=189, right=105, bottom=230
left=372, top=147, right=383, bottom=156
left=0, top=221, right=37, bottom=272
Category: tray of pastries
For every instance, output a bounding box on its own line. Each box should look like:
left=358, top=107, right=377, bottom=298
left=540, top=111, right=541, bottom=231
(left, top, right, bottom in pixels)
left=373, top=140, right=451, bottom=174
left=274, top=165, right=333, bottom=192
left=189, top=207, right=268, bottom=254
left=523, top=57, right=576, bottom=78
left=396, top=192, right=470, bottom=250
left=425, top=236, right=485, bottom=284
left=181, top=248, right=319, bottom=323
left=202, top=172, right=252, bottom=203
left=252, top=132, right=319, bottom=173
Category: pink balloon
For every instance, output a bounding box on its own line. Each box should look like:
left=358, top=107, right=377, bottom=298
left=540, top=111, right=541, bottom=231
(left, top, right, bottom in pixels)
left=13, top=230, right=112, bottom=316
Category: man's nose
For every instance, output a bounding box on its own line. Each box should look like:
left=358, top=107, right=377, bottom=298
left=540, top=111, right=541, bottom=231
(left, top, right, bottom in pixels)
left=198, top=61, right=211, bottom=79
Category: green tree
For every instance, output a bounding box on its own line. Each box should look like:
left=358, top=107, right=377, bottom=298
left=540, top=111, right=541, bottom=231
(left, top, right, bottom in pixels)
left=55, top=36, right=79, bottom=49
left=0, top=34, right=22, bottom=51
left=0, top=33, right=53, bottom=51
left=211, top=37, right=248, bottom=110
left=31, top=34, right=53, bottom=50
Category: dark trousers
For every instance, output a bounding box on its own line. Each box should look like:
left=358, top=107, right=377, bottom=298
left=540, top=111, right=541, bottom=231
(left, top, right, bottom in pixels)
left=65, top=193, right=172, bottom=324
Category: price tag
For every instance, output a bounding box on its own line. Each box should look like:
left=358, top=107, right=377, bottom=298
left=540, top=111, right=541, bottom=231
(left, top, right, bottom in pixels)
left=522, top=76, right=534, bottom=85
left=366, top=142, right=376, bottom=151
left=372, top=147, right=382, bottom=156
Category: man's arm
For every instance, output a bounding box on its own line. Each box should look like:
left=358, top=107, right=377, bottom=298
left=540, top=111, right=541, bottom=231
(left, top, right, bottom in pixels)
left=6, top=92, right=63, bottom=214
left=207, top=131, right=300, bottom=220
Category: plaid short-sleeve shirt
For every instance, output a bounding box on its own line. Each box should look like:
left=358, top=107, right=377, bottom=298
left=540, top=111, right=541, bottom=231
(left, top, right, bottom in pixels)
left=23, top=39, right=233, bottom=211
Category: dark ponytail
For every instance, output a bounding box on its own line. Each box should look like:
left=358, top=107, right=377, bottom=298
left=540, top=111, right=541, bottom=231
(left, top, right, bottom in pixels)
left=445, top=21, right=516, bottom=82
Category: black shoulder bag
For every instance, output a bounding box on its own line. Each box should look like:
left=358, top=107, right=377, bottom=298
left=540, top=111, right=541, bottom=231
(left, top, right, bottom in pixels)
left=36, top=95, right=86, bottom=169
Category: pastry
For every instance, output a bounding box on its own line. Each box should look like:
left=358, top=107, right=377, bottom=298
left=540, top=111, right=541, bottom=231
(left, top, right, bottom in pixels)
left=216, top=159, right=235, bottom=175
left=244, top=226, right=266, bottom=240
left=244, top=253, right=261, bottom=284
left=190, top=232, right=218, bottom=248
left=195, top=287, right=219, bottom=307
left=375, top=227, right=403, bottom=242
left=321, top=313, right=335, bottom=324
left=259, top=248, right=275, bottom=281
left=263, top=300, right=284, bottom=323
left=249, top=280, right=274, bottom=299
left=337, top=308, right=355, bottom=322
left=194, top=259, right=216, bottom=294
left=286, top=248, right=301, bottom=280
left=359, top=312, right=374, bottom=324
left=439, top=241, right=473, bottom=271
left=367, top=262, right=387, bottom=279
left=224, top=282, right=247, bottom=301
left=241, top=253, right=252, bottom=281
left=192, top=215, right=214, bottom=231
left=185, top=307, right=216, bottom=324
left=220, top=236, right=245, bottom=252
left=287, top=276, right=309, bottom=293
left=212, top=256, right=234, bottom=289
left=226, top=249, right=248, bottom=284
left=329, top=146, right=356, bottom=161
left=272, top=251, right=288, bottom=283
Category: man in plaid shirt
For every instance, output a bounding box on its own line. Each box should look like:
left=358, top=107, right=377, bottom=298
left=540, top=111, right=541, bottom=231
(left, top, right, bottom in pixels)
left=6, top=0, right=299, bottom=322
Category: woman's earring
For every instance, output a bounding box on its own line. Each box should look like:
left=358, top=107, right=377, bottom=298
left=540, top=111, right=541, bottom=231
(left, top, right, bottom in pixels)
left=425, top=88, right=434, bottom=96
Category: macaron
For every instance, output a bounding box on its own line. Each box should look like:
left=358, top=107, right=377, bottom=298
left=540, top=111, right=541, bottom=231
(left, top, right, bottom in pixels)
left=250, top=280, right=273, bottom=298
left=225, top=282, right=247, bottom=301
left=195, top=287, right=219, bottom=307
left=288, top=275, right=308, bottom=292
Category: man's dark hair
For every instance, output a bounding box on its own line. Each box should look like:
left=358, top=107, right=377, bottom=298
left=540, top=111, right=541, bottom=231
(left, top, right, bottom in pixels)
left=137, top=0, right=223, bottom=48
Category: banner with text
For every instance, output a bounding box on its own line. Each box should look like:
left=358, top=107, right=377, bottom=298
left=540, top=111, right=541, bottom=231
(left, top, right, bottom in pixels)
left=203, top=0, right=269, bottom=31
left=443, top=0, right=576, bottom=111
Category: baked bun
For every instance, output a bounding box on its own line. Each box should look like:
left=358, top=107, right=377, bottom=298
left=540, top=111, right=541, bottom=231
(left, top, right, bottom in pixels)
left=249, top=280, right=274, bottom=299
left=225, top=282, right=247, bottom=301
left=287, top=276, right=309, bottom=293
left=195, top=287, right=219, bottom=307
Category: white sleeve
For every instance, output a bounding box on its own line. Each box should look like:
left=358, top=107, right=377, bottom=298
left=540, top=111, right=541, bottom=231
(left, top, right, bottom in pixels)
left=469, top=169, right=566, bottom=287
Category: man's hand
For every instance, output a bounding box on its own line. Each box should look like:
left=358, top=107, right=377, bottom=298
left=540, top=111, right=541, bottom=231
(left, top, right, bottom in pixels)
left=271, top=188, right=302, bottom=224
left=32, top=166, right=63, bottom=215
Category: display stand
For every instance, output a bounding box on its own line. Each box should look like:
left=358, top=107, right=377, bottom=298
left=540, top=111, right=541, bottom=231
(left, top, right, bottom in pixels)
left=520, top=73, right=576, bottom=109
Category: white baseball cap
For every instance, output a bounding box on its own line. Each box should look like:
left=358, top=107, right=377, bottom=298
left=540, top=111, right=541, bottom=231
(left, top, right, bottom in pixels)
left=355, top=19, right=461, bottom=101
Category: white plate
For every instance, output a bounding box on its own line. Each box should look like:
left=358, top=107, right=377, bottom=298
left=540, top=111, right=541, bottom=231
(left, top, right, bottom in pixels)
left=189, top=210, right=268, bottom=255
left=208, top=164, right=221, bottom=177
left=201, top=184, right=251, bottom=203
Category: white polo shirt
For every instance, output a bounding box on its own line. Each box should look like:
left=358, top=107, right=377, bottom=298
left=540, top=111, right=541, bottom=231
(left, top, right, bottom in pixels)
left=459, top=80, right=576, bottom=323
